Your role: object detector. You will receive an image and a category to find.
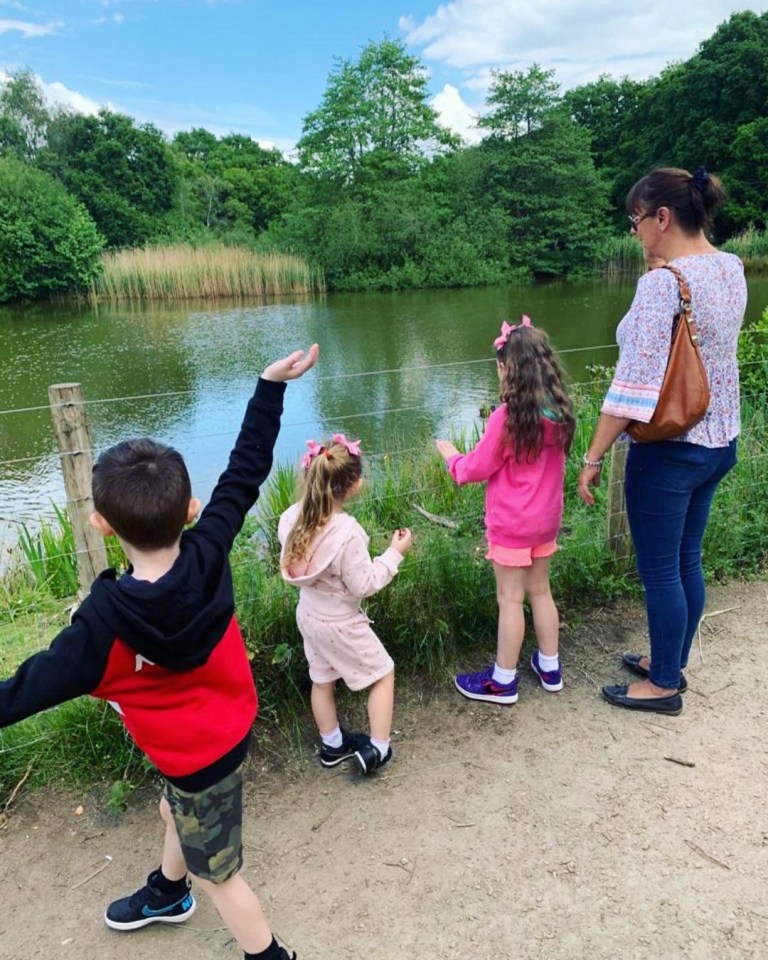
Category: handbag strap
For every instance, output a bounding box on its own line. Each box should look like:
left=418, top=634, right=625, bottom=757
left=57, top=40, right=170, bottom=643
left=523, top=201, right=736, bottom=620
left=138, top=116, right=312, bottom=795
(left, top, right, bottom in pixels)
left=660, top=264, right=700, bottom=344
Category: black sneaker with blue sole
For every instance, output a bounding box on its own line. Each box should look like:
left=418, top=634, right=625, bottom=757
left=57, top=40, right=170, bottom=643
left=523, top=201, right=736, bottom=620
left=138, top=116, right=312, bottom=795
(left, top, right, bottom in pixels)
left=105, top=869, right=196, bottom=931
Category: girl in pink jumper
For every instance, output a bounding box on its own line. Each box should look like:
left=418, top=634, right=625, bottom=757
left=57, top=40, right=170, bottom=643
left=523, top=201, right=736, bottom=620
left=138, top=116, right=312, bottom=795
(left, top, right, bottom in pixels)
left=436, top=317, right=574, bottom=705
left=278, top=436, right=412, bottom=774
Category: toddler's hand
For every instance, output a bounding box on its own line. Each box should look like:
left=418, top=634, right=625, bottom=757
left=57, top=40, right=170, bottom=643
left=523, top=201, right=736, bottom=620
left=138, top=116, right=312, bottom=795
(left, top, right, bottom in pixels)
left=262, top=344, right=319, bottom=382
left=391, top=528, right=412, bottom=555
left=435, top=439, right=459, bottom=461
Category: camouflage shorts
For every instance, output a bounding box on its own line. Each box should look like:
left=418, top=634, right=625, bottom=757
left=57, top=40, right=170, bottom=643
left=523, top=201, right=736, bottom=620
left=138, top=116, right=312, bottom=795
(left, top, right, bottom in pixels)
left=164, top=765, right=244, bottom=884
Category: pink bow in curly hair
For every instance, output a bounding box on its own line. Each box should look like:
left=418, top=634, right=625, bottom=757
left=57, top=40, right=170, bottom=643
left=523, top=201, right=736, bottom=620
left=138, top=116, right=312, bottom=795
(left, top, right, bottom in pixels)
left=493, top=314, right=532, bottom=350
left=331, top=433, right=362, bottom=457
left=301, top=439, right=325, bottom=470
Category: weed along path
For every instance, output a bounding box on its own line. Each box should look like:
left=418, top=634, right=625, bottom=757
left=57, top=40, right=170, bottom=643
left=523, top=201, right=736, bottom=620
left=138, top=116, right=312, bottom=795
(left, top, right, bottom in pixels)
left=2, top=580, right=767, bottom=960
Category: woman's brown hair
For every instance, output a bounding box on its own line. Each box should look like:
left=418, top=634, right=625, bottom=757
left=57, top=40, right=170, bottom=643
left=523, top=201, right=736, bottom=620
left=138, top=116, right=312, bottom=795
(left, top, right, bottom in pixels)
left=283, top=440, right=363, bottom=566
left=496, top=325, right=575, bottom=462
left=626, top=166, right=726, bottom=234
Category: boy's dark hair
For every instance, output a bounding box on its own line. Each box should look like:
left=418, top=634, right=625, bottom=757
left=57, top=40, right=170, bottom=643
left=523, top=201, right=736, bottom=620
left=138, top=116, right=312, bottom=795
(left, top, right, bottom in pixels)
left=92, top=439, right=192, bottom=550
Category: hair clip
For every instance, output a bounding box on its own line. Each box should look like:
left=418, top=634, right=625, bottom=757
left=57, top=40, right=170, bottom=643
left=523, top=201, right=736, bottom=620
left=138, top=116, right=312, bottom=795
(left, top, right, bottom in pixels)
left=331, top=433, right=362, bottom=457
left=493, top=314, right=532, bottom=350
left=301, top=439, right=325, bottom=470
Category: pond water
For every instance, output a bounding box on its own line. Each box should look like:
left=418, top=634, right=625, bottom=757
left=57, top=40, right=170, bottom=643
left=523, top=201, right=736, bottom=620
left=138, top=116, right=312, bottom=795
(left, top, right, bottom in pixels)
left=1, top=276, right=767, bottom=547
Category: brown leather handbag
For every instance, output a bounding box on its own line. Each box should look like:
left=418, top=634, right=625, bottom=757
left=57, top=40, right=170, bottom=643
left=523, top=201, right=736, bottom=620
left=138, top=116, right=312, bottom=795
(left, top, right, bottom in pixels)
left=627, top=265, right=710, bottom=443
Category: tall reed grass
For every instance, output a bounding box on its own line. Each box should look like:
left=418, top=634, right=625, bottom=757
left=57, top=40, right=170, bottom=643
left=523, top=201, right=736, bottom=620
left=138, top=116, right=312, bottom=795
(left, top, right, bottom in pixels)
left=722, top=227, right=768, bottom=273
left=91, top=244, right=325, bottom=303
left=592, top=234, right=645, bottom=278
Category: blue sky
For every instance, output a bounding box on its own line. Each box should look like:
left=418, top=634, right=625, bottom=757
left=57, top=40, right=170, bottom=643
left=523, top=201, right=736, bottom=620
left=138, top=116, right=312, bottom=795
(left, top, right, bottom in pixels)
left=1, top=0, right=766, bottom=152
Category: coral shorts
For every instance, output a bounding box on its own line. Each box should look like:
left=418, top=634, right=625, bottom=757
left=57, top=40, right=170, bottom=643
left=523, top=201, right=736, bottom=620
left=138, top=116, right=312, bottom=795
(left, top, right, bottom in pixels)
left=296, top=606, right=394, bottom=691
left=485, top=539, right=558, bottom=568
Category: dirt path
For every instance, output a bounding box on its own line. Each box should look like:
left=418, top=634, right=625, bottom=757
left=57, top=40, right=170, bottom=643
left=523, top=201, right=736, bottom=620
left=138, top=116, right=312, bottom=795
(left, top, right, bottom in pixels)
left=2, top=580, right=767, bottom=960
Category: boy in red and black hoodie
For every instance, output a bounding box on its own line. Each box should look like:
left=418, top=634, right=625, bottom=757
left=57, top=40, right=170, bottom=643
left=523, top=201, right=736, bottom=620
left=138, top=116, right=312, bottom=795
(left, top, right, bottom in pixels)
left=0, top=344, right=319, bottom=960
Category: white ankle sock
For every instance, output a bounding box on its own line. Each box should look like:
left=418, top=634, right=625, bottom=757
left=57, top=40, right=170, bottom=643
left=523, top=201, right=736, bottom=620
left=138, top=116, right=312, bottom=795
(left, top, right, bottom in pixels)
left=538, top=652, right=560, bottom=672
left=492, top=664, right=517, bottom=684
left=321, top=725, right=343, bottom=748
left=370, top=737, right=390, bottom=758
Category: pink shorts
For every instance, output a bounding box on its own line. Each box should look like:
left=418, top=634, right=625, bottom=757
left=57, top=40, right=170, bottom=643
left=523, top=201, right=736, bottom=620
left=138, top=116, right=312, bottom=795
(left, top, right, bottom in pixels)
left=485, top=539, right=558, bottom=568
left=296, top=606, right=394, bottom=691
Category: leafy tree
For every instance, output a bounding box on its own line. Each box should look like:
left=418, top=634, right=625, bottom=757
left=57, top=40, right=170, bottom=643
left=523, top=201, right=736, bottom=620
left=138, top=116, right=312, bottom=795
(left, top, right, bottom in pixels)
left=478, top=64, right=560, bottom=139
left=298, top=38, right=456, bottom=186
left=40, top=110, right=178, bottom=248
left=562, top=75, right=646, bottom=215
left=0, top=70, right=51, bottom=161
left=0, top=156, right=104, bottom=302
left=171, top=130, right=297, bottom=237
left=475, top=115, right=611, bottom=277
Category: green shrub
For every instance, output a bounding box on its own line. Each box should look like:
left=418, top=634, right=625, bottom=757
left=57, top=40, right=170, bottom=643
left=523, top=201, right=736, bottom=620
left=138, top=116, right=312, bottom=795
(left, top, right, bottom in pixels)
left=0, top=156, right=104, bottom=302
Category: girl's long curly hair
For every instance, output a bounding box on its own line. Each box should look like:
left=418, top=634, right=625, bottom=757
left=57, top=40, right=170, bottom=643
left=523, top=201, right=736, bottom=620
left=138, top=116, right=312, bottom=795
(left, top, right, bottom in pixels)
left=283, top=441, right=363, bottom=566
left=496, top=325, right=575, bottom=462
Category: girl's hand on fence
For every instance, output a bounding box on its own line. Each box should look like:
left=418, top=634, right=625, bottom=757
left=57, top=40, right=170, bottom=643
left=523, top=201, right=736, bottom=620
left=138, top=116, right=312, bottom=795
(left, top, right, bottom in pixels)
left=262, top=344, right=319, bottom=382
left=391, top=528, right=412, bottom=555
left=435, top=439, right=459, bottom=461
left=577, top=464, right=602, bottom=506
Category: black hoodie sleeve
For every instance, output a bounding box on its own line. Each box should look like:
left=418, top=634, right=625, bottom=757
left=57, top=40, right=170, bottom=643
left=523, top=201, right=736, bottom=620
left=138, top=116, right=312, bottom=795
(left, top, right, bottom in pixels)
left=0, top=610, right=110, bottom=728
left=191, top=377, right=286, bottom=553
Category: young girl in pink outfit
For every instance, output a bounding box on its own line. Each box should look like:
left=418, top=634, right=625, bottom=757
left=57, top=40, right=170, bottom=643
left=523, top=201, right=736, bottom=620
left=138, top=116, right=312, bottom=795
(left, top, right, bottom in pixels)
left=436, top=317, right=574, bottom=705
left=278, top=435, right=412, bottom=774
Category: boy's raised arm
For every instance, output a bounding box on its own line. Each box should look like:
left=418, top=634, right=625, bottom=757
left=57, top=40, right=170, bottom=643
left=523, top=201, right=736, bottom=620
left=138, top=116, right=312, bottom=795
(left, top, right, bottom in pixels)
left=193, top=345, right=319, bottom=551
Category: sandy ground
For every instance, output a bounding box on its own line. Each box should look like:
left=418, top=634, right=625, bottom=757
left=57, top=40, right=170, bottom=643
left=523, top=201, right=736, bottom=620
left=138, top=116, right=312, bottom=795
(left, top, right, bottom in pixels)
left=2, top=580, right=767, bottom=960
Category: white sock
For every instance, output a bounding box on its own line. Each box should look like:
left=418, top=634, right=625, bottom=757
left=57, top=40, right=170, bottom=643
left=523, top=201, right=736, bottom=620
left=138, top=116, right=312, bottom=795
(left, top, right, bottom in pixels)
left=492, top=664, right=517, bottom=684
left=321, top=725, right=343, bottom=748
left=370, top=737, right=390, bottom=759
left=538, top=652, right=560, bottom=672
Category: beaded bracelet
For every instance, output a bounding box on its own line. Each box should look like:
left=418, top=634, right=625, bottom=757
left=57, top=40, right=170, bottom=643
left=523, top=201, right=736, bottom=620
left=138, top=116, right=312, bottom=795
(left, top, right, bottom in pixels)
left=582, top=454, right=604, bottom=468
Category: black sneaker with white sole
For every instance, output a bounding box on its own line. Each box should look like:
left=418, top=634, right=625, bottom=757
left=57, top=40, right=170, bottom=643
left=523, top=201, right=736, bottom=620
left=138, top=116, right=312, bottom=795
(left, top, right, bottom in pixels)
left=105, top=869, right=196, bottom=931
left=319, top=727, right=368, bottom=767
left=354, top=741, right=392, bottom=775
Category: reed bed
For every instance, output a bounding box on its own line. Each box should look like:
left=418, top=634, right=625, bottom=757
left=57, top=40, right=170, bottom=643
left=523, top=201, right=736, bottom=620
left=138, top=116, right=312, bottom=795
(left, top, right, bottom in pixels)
left=91, top=244, right=325, bottom=303
left=722, top=227, right=768, bottom=273
left=593, top=234, right=645, bottom=278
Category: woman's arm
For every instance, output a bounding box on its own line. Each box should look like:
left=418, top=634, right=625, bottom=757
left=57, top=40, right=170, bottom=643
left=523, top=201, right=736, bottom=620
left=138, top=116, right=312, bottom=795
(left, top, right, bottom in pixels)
left=577, top=413, right=631, bottom=505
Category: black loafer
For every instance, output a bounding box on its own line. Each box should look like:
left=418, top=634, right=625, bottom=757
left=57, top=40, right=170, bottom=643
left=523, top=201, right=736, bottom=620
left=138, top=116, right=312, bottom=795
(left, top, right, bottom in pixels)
left=622, top=653, right=688, bottom=694
left=602, top=683, right=683, bottom=716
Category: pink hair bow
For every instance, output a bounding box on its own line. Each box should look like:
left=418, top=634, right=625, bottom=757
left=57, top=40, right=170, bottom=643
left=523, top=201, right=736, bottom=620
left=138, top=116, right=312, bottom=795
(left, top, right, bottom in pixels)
left=301, top=439, right=325, bottom=470
left=331, top=433, right=362, bottom=457
left=493, top=314, right=532, bottom=350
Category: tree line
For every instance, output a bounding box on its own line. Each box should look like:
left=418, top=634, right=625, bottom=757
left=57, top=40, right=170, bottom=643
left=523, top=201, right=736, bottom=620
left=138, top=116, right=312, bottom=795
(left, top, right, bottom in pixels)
left=1, top=10, right=766, bottom=302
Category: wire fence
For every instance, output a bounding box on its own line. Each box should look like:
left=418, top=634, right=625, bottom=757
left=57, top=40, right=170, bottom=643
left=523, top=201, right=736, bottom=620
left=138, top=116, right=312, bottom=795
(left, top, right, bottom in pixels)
left=0, top=344, right=766, bottom=599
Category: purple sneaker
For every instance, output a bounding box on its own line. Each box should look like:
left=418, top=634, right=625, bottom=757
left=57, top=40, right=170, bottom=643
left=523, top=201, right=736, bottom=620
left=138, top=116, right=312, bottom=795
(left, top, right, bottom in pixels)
left=454, top=665, right=518, bottom=704
left=530, top=651, right=563, bottom=692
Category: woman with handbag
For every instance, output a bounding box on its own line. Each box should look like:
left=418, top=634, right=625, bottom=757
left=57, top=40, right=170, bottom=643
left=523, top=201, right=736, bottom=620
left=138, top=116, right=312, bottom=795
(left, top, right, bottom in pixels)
left=578, top=166, right=747, bottom=716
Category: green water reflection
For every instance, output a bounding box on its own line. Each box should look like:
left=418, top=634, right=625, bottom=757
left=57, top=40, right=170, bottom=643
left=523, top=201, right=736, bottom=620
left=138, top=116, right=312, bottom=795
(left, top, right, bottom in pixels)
left=1, top=276, right=766, bottom=537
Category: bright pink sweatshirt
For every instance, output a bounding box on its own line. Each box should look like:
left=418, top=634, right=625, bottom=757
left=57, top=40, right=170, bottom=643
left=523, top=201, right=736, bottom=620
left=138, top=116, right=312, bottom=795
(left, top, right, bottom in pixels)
left=447, top=406, right=567, bottom=549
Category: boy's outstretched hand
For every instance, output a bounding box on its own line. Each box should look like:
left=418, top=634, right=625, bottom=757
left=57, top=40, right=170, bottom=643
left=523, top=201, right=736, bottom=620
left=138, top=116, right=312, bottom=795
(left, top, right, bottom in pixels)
left=262, top=344, right=319, bottom=382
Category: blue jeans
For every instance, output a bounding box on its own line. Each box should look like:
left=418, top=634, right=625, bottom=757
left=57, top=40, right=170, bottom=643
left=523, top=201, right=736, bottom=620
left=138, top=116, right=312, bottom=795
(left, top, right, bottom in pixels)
left=624, top=439, right=737, bottom=689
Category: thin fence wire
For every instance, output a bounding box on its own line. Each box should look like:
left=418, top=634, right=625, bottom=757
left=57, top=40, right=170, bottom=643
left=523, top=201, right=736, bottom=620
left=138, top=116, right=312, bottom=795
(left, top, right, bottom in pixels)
left=0, top=339, right=764, bottom=417
left=0, top=373, right=765, bottom=472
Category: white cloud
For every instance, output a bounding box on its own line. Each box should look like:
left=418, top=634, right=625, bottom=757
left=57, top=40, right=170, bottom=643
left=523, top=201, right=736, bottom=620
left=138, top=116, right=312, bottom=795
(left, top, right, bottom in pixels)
left=432, top=83, right=482, bottom=143
left=42, top=80, right=104, bottom=115
left=0, top=69, right=105, bottom=114
left=403, top=0, right=768, bottom=93
left=0, top=18, right=61, bottom=37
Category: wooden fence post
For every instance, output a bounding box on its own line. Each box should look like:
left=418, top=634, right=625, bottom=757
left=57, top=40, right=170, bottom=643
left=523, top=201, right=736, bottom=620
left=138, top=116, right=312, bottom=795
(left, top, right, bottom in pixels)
left=606, top=442, right=632, bottom=561
left=49, top=383, right=108, bottom=595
